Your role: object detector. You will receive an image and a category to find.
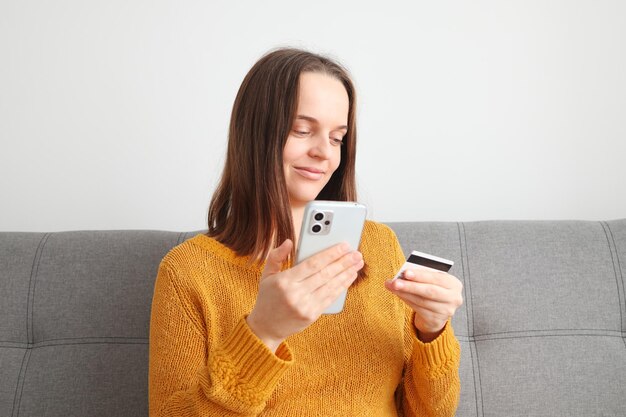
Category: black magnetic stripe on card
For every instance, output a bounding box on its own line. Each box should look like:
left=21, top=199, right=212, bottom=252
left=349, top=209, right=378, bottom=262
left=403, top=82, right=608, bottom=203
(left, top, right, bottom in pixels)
left=407, top=254, right=452, bottom=272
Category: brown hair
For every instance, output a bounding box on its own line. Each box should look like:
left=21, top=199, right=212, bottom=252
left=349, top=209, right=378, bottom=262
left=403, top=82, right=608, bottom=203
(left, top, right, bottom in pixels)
left=207, top=48, right=358, bottom=262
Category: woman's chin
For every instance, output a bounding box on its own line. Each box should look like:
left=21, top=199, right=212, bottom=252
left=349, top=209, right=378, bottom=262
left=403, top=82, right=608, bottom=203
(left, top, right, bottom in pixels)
left=288, top=192, right=322, bottom=208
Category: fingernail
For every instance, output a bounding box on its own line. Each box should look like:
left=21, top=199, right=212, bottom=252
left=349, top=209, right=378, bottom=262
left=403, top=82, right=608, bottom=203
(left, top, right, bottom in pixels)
left=404, top=270, right=414, bottom=279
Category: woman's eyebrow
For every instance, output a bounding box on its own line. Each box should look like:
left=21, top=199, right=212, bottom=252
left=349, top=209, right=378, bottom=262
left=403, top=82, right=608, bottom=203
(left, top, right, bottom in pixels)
left=295, top=115, right=318, bottom=124
left=296, top=115, right=348, bottom=131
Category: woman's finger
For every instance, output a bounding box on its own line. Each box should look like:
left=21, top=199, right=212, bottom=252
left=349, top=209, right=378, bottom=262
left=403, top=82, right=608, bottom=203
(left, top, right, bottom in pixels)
left=401, top=268, right=459, bottom=290
left=314, top=265, right=360, bottom=307
left=390, top=279, right=448, bottom=302
left=303, top=250, right=363, bottom=291
left=394, top=290, right=454, bottom=317
left=386, top=279, right=463, bottom=315
left=294, top=242, right=352, bottom=279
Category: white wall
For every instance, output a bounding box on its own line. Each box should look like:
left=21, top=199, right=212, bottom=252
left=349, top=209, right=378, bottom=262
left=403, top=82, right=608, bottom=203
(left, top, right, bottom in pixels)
left=1, top=0, right=625, bottom=232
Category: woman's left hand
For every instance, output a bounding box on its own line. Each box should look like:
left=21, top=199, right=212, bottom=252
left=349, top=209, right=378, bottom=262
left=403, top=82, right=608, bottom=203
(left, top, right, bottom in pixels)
left=385, top=268, right=463, bottom=343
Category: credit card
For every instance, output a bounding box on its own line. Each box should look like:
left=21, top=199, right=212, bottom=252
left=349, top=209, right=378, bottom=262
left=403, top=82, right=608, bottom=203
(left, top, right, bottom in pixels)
left=392, top=250, right=454, bottom=280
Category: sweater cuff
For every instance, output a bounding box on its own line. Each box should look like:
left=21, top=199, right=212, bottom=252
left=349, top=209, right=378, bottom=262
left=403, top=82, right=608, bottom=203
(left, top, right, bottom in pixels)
left=412, top=321, right=460, bottom=376
left=209, top=316, right=293, bottom=406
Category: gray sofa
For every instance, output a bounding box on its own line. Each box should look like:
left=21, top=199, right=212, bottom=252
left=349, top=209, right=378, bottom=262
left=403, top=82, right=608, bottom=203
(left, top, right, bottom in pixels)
left=2, top=220, right=625, bottom=416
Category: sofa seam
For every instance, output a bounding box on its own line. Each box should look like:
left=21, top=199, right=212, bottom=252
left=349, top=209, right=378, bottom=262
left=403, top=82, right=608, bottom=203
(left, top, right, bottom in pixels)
left=26, top=233, right=49, bottom=344
left=2, top=331, right=623, bottom=347
left=470, top=327, right=623, bottom=335
left=10, top=350, right=27, bottom=417
left=0, top=340, right=149, bottom=350
left=4, top=331, right=623, bottom=346
left=458, top=222, right=483, bottom=417
left=176, top=231, right=187, bottom=246
left=602, top=221, right=626, bottom=350
left=34, top=335, right=148, bottom=342
left=459, top=333, right=626, bottom=341
left=456, top=223, right=473, bottom=344
left=14, top=234, right=49, bottom=417
left=11, top=349, right=31, bottom=417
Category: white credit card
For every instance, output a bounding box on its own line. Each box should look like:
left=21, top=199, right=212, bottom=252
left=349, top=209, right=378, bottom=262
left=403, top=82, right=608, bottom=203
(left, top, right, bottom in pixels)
left=392, top=250, right=454, bottom=280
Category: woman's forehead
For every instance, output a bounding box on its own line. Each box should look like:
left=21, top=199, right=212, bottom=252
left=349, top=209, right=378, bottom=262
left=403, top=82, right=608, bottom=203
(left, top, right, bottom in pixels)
left=296, top=72, right=349, bottom=127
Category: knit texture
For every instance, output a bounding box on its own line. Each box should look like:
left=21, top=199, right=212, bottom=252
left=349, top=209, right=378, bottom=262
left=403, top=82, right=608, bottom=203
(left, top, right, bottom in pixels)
left=149, top=221, right=461, bottom=416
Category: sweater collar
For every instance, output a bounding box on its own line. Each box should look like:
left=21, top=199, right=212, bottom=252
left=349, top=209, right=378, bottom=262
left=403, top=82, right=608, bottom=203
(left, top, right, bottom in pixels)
left=189, top=234, right=267, bottom=272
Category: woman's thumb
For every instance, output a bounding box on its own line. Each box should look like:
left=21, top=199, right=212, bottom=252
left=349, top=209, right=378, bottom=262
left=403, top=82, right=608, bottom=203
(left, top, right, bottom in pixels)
left=264, top=239, right=293, bottom=275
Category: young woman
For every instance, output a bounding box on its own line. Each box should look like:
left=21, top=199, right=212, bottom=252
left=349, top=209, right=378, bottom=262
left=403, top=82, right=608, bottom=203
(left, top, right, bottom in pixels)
left=149, top=48, right=463, bottom=416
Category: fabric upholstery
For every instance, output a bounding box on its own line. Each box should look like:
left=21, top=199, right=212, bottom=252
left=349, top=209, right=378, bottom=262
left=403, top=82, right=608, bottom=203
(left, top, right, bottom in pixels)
left=1, top=221, right=624, bottom=416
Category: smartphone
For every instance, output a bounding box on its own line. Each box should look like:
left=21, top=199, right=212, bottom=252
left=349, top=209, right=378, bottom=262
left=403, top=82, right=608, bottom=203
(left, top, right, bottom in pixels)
left=295, top=200, right=367, bottom=314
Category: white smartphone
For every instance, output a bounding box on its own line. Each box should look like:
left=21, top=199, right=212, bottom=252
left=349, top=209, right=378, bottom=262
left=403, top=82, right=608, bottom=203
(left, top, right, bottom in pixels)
left=295, top=200, right=367, bottom=314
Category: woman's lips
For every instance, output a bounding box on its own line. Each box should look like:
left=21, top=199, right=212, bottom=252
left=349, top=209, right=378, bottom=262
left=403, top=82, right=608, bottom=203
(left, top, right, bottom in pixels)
left=294, top=166, right=325, bottom=180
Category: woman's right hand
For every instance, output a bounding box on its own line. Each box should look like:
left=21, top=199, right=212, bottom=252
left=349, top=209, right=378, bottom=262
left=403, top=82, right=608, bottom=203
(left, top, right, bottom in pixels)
left=246, top=239, right=364, bottom=352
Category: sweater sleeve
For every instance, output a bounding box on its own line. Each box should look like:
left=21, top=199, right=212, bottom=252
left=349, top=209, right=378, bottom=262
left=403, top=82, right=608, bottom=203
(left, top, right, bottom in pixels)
left=384, top=227, right=461, bottom=416
left=401, top=315, right=461, bottom=417
left=148, top=260, right=293, bottom=417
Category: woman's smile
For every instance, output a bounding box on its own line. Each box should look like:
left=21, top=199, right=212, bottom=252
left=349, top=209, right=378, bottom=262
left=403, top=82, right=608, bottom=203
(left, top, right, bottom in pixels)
left=293, top=166, right=326, bottom=180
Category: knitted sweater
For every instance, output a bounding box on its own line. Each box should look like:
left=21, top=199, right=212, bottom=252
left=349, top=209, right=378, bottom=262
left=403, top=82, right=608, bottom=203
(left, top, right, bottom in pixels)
left=149, top=221, right=461, bottom=416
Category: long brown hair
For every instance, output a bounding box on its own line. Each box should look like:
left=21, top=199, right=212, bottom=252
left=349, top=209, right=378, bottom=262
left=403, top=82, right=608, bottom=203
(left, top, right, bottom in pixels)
left=207, top=48, right=358, bottom=262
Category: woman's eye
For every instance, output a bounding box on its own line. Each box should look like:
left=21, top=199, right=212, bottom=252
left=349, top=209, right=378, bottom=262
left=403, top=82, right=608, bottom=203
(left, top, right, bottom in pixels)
left=294, top=130, right=310, bottom=136
left=330, top=138, right=344, bottom=146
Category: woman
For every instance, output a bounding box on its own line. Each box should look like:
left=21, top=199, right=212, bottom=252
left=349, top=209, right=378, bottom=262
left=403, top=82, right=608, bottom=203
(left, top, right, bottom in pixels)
left=149, top=48, right=463, bottom=416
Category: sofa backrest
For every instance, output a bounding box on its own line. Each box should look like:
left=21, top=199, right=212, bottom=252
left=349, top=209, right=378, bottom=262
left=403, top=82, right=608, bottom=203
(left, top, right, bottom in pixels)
left=1, top=230, right=186, bottom=417
left=1, top=220, right=625, bottom=416
left=391, top=220, right=626, bottom=416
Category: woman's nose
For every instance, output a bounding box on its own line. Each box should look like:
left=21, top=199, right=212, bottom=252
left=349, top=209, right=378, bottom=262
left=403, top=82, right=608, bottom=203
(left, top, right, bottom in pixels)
left=308, top=134, right=332, bottom=159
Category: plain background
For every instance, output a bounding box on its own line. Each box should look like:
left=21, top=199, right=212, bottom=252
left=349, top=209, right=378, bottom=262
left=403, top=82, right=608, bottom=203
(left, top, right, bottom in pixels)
left=1, top=0, right=625, bottom=232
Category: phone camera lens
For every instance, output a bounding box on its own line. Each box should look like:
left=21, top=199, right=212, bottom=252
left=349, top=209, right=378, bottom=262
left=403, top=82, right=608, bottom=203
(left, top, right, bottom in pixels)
left=311, top=224, right=322, bottom=233
left=314, top=212, right=324, bottom=221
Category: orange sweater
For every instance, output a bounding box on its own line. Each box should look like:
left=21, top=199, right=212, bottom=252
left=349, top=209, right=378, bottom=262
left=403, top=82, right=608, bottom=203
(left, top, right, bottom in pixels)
left=149, top=221, right=460, bottom=416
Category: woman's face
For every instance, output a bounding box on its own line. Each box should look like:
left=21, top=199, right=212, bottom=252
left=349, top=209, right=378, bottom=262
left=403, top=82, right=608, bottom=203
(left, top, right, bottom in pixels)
left=283, top=72, right=349, bottom=209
